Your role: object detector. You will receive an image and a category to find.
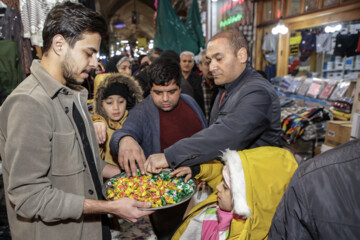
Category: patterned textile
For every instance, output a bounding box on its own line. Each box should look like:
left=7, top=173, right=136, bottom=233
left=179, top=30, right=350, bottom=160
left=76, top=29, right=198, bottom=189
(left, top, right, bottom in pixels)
left=201, top=78, right=217, bottom=121
left=19, top=0, right=77, bottom=46
left=238, top=24, right=253, bottom=62
left=238, top=24, right=253, bottom=44
left=281, top=108, right=330, bottom=143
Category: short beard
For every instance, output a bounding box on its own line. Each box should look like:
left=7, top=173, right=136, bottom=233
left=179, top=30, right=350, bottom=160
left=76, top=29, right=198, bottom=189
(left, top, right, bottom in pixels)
left=62, top=61, right=84, bottom=91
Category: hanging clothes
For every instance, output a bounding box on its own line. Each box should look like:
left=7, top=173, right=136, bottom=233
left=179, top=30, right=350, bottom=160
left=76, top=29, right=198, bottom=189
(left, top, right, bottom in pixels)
left=0, top=5, right=31, bottom=79
left=262, top=33, right=278, bottom=65
left=19, top=0, right=78, bottom=47
left=316, top=33, right=332, bottom=54
left=0, top=40, right=22, bottom=95
left=333, top=32, right=360, bottom=57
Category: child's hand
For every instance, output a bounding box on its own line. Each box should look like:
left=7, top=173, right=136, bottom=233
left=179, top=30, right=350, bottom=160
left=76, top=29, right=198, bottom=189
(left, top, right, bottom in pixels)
left=171, top=167, right=192, bottom=182
left=93, top=122, right=107, bottom=144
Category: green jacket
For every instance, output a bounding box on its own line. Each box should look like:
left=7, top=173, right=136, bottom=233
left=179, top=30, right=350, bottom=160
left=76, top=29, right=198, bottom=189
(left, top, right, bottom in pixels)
left=0, top=39, right=22, bottom=95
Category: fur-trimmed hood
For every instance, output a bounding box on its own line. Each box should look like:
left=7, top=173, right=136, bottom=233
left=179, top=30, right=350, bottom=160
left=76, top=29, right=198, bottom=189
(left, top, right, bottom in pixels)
left=94, top=73, right=143, bottom=121
left=221, top=149, right=251, bottom=217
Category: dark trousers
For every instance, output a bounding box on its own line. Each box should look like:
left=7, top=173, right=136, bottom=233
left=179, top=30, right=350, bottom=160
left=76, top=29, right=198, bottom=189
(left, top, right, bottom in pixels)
left=149, top=199, right=190, bottom=240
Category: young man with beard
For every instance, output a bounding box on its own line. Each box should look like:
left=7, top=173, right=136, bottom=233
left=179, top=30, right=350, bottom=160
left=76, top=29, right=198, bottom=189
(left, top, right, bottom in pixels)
left=144, top=29, right=281, bottom=174
left=0, top=2, right=153, bottom=240
left=110, top=57, right=207, bottom=239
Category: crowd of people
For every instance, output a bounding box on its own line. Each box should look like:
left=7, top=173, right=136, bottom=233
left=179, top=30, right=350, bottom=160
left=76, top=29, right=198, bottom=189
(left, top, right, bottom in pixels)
left=0, top=2, right=359, bottom=240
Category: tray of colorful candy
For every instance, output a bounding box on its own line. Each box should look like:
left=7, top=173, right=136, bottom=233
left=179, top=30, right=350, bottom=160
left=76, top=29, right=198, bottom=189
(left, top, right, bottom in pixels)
left=103, top=169, right=196, bottom=210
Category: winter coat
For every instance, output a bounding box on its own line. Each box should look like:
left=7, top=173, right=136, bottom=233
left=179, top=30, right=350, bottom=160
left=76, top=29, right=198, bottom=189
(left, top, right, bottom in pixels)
left=110, top=94, right=208, bottom=158
left=92, top=73, right=143, bottom=165
left=269, top=139, right=360, bottom=240
left=0, top=60, right=107, bottom=240
left=165, top=65, right=282, bottom=168
left=172, top=146, right=298, bottom=240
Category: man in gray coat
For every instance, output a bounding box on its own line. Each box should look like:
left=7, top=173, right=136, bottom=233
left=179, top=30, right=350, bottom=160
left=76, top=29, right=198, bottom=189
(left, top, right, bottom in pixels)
left=0, top=2, right=152, bottom=240
left=145, top=29, right=281, bottom=173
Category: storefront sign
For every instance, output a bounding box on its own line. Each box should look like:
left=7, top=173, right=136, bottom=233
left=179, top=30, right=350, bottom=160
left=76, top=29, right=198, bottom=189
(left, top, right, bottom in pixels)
left=220, top=13, right=243, bottom=28
left=220, top=0, right=245, bottom=15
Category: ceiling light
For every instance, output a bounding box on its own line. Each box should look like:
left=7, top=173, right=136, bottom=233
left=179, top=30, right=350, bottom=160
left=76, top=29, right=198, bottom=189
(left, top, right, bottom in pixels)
left=113, top=20, right=125, bottom=29
left=272, top=18, right=288, bottom=35
left=324, top=24, right=342, bottom=33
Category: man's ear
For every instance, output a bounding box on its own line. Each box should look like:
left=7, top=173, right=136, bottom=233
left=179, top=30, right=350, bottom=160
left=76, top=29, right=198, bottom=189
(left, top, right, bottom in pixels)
left=236, top=47, right=248, bottom=64
left=52, top=34, right=66, bottom=55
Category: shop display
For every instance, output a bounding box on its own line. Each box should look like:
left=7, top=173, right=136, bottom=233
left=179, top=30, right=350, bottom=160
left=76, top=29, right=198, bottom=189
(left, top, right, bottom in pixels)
left=306, top=78, right=324, bottom=98
left=297, top=78, right=312, bottom=96
left=286, top=76, right=304, bottom=94
left=318, top=80, right=337, bottom=100
left=104, top=170, right=196, bottom=209
left=329, top=81, right=351, bottom=101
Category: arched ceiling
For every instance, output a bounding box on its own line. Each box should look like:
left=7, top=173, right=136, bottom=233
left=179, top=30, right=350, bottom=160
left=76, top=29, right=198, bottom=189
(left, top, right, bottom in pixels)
left=94, top=0, right=204, bottom=42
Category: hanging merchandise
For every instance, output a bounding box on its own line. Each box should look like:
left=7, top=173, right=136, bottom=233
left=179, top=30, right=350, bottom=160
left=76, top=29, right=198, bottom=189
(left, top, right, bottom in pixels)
left=154, top=0, right=204, bottom=54
left=333, top=32, right=360, bottom=57
left=316, top=33, right=332, bottom=54
left=0, top=2, right=31, bottom=80
left=19, top=0, right=76, bottom=47
left=262, top=33, right=278, bottom=65
left=299, top=31, right=316, bottom=64
left=289, top=35, right=301, bottom=56
left=265, top=64, right=276, bottom=82
left=0, top=40, right=22, bottom=95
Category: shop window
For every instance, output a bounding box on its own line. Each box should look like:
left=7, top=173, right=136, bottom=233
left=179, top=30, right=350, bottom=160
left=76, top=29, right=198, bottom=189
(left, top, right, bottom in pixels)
left=289, top=0, right=301, bottom=16
left=263, top=1, right=273, bottom=22
left=304, top=0, right=318, bottom=12
left=323, top=0, right=339, bottom=8
left=287, top=20, right=360, bottom=84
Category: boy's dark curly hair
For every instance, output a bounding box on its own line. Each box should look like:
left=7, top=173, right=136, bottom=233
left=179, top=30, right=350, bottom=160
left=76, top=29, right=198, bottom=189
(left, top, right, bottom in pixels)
left=147, top=57, right=181, bottom=88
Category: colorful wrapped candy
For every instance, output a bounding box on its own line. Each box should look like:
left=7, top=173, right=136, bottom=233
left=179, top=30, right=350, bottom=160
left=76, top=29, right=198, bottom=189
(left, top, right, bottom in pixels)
left=105, top=170, right=195, bottom=208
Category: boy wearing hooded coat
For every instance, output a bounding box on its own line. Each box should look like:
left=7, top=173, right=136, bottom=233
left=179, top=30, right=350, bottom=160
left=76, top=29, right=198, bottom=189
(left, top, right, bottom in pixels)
left=171, top=147, right=298, bottom=240
left=92, top=73, right=143, bottom=165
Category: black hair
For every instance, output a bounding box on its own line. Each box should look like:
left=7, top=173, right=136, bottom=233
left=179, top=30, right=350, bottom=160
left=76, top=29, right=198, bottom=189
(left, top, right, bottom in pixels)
left=147, top=57, right=181, bottom=88
left=210, top=29, right=249, bottom=56
left=42, top=2, right=107, bottom=54
left=105, top=55, right=124, bottom=73
left=148, top=47, right=163, bottom=62
left=160, top=50, right=180, bottom=64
